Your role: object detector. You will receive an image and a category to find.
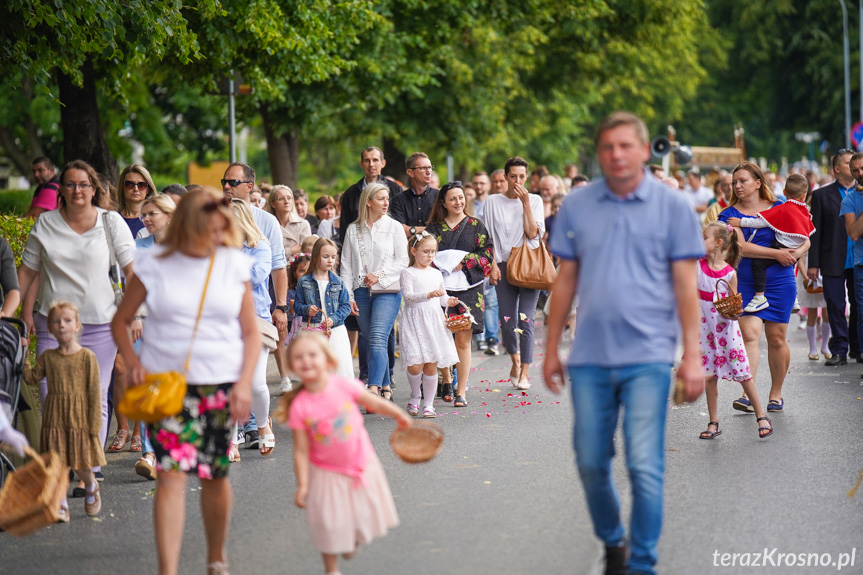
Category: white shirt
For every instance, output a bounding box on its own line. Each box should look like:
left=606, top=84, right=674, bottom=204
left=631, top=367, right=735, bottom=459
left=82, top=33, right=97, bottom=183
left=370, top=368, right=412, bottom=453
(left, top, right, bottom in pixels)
left=135, top=246, right=253, bottom=384
left=22, top=208, right=135, bottom=324
left=483, top=193, right=545, bottom=263
left=738, top=216, right=805, bottom=249
left=340, top=216, right=409, bottom=301
left=686, top=185, right=714, bottom=209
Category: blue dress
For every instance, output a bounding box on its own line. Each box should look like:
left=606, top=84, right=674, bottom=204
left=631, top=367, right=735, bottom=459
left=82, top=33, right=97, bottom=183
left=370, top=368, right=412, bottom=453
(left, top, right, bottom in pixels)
left=719, top=203, right=796, bottom=324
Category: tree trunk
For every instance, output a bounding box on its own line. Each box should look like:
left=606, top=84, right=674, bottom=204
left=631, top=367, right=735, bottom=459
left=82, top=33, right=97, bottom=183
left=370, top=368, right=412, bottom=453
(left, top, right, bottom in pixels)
left=58, top=59, right=117, bottom=182
left=261, top=105, right=299, bottom=189
left=381, top=137, right=407, bottom=185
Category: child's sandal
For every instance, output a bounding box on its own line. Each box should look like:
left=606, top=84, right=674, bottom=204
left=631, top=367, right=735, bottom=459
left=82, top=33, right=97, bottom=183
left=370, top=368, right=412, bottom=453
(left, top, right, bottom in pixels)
left=406, top=402, right=419, bottom=417
left=699, top=421, right=721, bottom=440
left=757, top=416, right=773, bottom=439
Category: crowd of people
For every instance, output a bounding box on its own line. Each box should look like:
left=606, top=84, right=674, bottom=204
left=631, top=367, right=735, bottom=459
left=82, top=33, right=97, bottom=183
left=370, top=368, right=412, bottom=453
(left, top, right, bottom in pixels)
left=0, top=114, right=859, bottom=575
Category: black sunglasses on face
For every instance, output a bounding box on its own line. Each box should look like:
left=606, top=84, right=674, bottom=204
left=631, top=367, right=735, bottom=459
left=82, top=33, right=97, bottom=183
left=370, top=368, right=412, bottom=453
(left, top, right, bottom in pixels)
left=221, top=179, right=251, bottom=188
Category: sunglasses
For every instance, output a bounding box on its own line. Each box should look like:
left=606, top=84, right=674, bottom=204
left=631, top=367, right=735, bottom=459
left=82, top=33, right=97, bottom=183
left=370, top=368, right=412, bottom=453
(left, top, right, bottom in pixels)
left=124, top=181, right=149, bottom=191
left=439, top=181, right=464, bottom=195
left=221, top=179, right=251, bottom=188
left=202, top=197, right=232, bottom=212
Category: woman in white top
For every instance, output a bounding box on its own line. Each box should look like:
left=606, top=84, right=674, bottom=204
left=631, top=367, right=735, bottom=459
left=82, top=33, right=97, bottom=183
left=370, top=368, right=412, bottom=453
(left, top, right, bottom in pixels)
left=484, top=157, right=546, bottom=390
left=112, top=188, right=259, bottom=575
left=267, top=185, right=312, bottom=257
left=340, top=182, right=409, bottom=399
left=18, top=160, right=136, bottom=475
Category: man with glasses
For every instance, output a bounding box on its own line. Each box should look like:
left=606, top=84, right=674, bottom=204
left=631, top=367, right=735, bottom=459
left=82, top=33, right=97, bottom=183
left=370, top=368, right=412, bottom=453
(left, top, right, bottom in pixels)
left=390, top=152, right=439, bottom=237
left=25, top=156, right=59, bottom=220
left=810, top=149, right=862, bottom=365
left=222, top=162, right=289, bottom=447
left=703, top=171, right=732, bottom=227
left=339, top=146, right=402, bottom=247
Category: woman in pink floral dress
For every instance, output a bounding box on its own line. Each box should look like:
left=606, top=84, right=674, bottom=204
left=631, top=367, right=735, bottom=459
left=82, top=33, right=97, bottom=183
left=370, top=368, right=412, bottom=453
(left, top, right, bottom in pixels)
left=697, top=222, right=773, bottom=440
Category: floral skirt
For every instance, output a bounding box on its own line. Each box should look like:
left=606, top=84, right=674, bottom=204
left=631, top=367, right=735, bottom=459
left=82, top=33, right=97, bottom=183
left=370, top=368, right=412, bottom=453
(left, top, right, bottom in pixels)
left=149, top=383, right=233, bottom=480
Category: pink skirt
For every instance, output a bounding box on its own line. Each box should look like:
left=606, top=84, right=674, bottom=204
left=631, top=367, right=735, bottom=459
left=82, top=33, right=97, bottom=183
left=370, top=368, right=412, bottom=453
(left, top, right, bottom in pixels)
left=306, top=451, right=399, bottom=554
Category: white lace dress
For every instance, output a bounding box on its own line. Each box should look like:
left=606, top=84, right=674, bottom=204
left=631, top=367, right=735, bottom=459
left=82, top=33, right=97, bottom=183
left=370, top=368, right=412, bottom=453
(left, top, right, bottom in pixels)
left=399, top=267, right=459, bottom=368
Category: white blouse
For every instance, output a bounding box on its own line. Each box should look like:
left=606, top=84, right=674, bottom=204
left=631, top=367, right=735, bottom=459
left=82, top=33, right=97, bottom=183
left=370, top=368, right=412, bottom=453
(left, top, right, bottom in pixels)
left=22, top=208, right=135, bottom=324
left=483, top=193, right=545, bottom=263
left=340, top=216, right=409, bottom=301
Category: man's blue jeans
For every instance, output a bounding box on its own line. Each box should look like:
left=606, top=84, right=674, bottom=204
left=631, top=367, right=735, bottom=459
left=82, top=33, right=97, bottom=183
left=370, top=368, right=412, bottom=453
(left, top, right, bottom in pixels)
left=568, top=363, right=672, bottom=575
left=483, top=282, right=500, bottom=344
left=853, top=265, right=863, bottom=348
left=354, top=288, right=401, bottom=389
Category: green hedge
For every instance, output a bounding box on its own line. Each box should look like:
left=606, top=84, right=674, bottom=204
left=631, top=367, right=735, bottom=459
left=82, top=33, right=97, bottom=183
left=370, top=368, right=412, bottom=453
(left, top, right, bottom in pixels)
left=0, top=214, right=33, bottom=266
left=0, top=189, right=33, bottom=216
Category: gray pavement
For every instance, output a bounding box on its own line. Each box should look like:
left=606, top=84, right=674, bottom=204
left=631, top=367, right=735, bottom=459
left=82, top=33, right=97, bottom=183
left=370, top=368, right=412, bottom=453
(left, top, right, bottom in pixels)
left=1, top=320, right=863, bottom=574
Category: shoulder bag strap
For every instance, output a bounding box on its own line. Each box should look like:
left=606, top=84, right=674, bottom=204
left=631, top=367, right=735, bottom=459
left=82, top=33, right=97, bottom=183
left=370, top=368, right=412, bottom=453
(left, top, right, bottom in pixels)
left=103, top=212, right=121, bottom=287
left=356, top=225, right=372, bottom=275
left=184, top=253, right=216, bottom=373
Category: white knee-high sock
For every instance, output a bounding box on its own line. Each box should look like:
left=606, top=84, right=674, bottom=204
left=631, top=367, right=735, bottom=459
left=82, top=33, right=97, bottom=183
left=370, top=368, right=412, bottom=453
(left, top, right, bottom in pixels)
left=421, top=374, right=438, bottom=408
left=407, top=371, right=422, bottom=402
left=821, top=321, right=832, bottom=354
left=806, top=325, right=818, bottom=356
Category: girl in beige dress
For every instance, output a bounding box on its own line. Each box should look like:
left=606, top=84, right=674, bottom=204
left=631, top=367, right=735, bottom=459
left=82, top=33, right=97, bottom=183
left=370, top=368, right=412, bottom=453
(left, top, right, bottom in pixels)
left=24, top=302, right=105, bottom=522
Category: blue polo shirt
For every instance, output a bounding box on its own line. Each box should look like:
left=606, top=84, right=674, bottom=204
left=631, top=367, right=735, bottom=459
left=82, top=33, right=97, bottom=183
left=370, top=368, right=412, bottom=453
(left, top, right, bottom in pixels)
left=549, top=169, right=704, bottom=367
left=839, top=187, right=863, bottom=267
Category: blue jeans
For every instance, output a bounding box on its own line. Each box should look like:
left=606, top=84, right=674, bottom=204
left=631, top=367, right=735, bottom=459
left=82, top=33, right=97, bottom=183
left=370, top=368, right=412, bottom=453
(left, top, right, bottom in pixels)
left=568, top=363, right=672, bottom=575
left=358, top=330, right=396, bottom=382
left=354, top=288, right=401, bottom=389
left=483, top=282, right=499, bottom=344
left=854, top=266, right=863, bottom=349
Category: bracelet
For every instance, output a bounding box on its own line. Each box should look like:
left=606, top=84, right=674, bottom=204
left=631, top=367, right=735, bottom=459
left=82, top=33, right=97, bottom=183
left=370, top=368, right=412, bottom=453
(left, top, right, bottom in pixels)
left=134, top=315, right=145, bottom=321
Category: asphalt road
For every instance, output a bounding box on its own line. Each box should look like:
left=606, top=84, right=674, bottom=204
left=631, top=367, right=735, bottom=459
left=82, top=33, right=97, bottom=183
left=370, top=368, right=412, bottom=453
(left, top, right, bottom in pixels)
left=1, top=321, right=862, bottom=575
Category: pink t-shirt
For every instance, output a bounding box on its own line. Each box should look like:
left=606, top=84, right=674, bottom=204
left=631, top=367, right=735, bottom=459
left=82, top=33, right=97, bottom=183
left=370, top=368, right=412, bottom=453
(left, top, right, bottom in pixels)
left=288, top=375, right=371, bottom=483
left=30, top=181, right=59, bottom=212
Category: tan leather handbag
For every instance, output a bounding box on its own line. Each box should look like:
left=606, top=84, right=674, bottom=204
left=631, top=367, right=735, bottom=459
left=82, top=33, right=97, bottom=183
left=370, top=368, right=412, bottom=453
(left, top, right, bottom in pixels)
left=506, top=241, right=557, bottom=291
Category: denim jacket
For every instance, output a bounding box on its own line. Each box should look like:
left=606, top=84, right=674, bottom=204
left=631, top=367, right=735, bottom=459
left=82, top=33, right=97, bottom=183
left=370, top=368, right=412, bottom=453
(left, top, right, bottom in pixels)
left=294, top=271, right=351, bottom=327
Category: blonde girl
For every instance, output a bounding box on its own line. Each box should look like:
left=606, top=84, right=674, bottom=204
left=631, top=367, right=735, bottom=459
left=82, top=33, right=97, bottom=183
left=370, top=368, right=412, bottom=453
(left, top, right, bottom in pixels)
left=275, top=332, right=410, bottom=575
left=698, top=222, right=773, bottom=440
left=398, top=233, right=459, bottom=417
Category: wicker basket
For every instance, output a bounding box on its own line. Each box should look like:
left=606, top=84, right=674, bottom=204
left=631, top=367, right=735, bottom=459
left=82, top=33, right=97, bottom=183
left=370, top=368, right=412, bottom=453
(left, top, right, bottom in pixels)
left=301, top=309, right=331, bottom=339
left=445, top=300, right=473, bottom=333
left=0, top=446, right=69, bottom=537
left=713, top=278, right=742, bottom=320
left=390, top=421, right=444, bottom=464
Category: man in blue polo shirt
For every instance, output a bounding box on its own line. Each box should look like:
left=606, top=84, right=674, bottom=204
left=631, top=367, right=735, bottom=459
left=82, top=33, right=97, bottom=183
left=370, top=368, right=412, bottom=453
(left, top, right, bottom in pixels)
left=544, top=112, right=705, bottom=575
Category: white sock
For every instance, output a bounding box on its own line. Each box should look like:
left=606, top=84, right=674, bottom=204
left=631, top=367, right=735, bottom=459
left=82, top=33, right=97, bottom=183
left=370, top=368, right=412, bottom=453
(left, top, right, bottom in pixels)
left=806, top=326, right=818, bottom=355
left=821, top=321, right=832, bottom=353
left=407, top=371, right=423, bottom=402
left=421, top=374, right=438, bottom=408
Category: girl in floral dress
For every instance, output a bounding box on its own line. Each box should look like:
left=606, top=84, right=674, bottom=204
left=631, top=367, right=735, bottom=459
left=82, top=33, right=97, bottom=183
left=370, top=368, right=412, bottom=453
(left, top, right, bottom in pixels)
left=698, top=222, right=773, bottom=440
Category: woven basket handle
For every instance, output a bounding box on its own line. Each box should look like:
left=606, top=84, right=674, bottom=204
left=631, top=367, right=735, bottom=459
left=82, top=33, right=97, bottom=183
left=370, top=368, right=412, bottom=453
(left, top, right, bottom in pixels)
left=714, top=278, right=734, bottom=300
left=306, top=305, right=328, bottom=327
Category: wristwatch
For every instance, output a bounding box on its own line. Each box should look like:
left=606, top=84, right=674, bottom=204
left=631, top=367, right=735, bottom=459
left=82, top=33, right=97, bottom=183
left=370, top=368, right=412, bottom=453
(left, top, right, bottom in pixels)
left=275, top=305, right=290, bottom=313
left=410, top=226, right=417, bottom=235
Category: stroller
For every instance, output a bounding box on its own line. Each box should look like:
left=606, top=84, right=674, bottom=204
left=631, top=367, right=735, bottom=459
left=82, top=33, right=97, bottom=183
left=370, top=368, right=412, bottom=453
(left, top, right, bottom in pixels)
left=0, top=318, right=28, bottom=488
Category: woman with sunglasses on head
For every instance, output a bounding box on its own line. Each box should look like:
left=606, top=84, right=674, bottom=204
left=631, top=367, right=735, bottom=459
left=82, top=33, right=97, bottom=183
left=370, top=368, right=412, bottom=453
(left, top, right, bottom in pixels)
left=107, top=165, right=158, bottom=455
left=112, top=188, right=259, bottom=575
left=426, top=181, right=494, bottom=406
left=18, top=160, right=136, bottom=483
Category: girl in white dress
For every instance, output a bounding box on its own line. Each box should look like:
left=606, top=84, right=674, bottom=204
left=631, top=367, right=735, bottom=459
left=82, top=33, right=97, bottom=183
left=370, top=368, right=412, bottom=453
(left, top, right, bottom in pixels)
left=294, top=238, right=354, bottom=380
left=399, top=233, right=459, bottom=418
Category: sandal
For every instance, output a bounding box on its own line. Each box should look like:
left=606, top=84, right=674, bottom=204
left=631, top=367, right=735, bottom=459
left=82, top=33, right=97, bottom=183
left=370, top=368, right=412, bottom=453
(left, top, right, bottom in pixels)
left=441, top=383, right=454, bottom=403
left=406, top=402, right=419, bottom=417
left=130, top=434, right=143, bottom=452
left=228, top=445, right=241, bottom=462
left=107, top=429, right=130, bottom=452
left=699, top=421, right=721, bottom=440
left=207, top=561, right=230, bottom=575
left=454, top=395, right=467, bottom=407
left=757, top=416, right=773, bottom=438
left=381, top=388, right=393, bottom=402
left=259, top=417, right=275, bottom=456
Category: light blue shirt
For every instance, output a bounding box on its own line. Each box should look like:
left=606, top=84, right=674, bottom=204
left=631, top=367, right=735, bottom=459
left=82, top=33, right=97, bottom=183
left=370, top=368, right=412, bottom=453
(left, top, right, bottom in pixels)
left=243, top=240, right=273, bottom=319
left=252, top=206, right=287, bottom=271
left=549, top=169, right=705, bottom=367
left=839, top=187, right=863, bottom=267
left=837, top=185, right=856, bottom=270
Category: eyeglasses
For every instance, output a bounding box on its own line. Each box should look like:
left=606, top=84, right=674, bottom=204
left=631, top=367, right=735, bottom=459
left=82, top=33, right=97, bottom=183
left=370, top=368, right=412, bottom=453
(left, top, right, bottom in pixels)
left=63, top=182, right=92, bottom=191
left=221, top=179, right=252, bottom=188
left=202, top=197, right=232, bottom=212
left=409, top=165, right=435, bottom=173
left=141, top=211, right=164, bottom=219
left=124, top=181, right=149, bottom=191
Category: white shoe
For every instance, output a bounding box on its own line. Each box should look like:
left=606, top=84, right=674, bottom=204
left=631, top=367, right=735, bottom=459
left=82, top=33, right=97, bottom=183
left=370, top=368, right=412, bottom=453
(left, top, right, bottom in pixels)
left=422, top=406, right=437, bottom=418
left=516, top=378, right=531, bottom=390
left=791, top=297, right=801, bottom=313
left=743, top=295, right=769, bottom=313
left=278, top=379, right=293, bottom=394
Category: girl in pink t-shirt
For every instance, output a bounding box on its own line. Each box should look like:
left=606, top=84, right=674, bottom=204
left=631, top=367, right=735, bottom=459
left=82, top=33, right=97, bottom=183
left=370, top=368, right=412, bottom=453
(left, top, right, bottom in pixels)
left=276, top=331, right=412, bottom=575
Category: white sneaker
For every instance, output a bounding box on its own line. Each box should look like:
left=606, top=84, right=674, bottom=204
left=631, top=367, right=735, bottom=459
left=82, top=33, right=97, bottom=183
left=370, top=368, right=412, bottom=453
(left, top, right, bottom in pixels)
left=278, top=379, right=293, bottom=394
left=422, top=406, right=437, bottom=418
left=516, top=379, right=531, bottom=390
left=791, top=297, right=801, bottom=313
left=743, top=295, right=769, bottom=313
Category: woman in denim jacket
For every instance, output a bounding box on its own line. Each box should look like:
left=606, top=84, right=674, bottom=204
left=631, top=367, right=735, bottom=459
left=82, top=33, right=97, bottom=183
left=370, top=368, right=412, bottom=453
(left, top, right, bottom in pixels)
left=294, top=238, right=355, bottom=379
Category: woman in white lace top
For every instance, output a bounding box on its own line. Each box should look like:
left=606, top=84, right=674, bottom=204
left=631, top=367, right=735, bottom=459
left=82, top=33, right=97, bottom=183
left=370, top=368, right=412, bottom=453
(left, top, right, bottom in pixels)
left=340, top=182, right=409, bottom=400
